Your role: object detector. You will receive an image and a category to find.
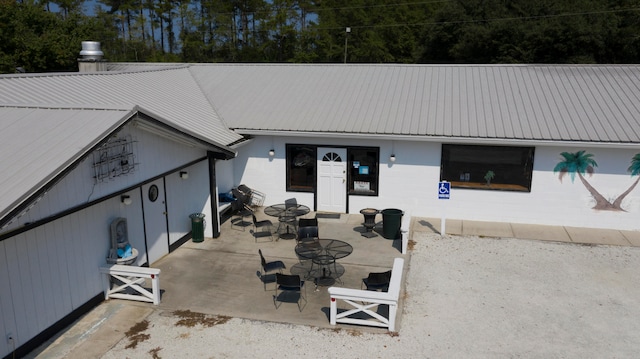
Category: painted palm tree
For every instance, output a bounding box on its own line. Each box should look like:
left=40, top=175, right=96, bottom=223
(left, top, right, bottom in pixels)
left=553, top=150, right=619, bottom=211
left=612, top=153, right=640, bottom=209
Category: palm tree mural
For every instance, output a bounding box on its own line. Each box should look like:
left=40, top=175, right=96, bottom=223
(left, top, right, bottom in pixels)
left=554, top=151, right=640, bottom=211
left=612, top=153, right=640, bottom=209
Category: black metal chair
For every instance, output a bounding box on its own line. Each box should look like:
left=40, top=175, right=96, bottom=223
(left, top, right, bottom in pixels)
left=258, top=249, right=286, bottom=291
left=274, top=273, right=306, bottom=311
left=298, top=216, right=318, bottom=242
left=251, top=214, right=274, bottom=242
left=230, top=197, right=252, bottom=231
left=296, top=226, right=318, bottom=244
left=362, top=270, right=392, bottom=292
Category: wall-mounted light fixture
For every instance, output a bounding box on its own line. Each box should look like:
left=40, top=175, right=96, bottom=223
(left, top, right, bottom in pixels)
left=268, top=149, right=275, bottom=157
left=390, top=154, right=396, bottom=162
left=179, top=171, right=189, bottom=179
left=121, top=195, right=132, bottom=205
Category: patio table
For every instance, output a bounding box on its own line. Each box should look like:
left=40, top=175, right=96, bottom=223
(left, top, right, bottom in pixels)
left=295, top=239, right=353, bottom=286
left=264, top=203, right=311, bottom=239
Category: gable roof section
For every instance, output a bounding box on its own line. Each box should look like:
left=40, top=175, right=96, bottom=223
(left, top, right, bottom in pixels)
left=188, top=63, right=640, bottom=145
left=0, top=67, right=243, bottom=147
left=0, top=106, right=134, bottom=226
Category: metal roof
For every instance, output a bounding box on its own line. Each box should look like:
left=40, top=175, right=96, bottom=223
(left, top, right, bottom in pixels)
left=0, top=106, right=134, bottom=225
left=0, top=68, right=243, bottom=147
left=0, top=68, right=242, bottom=228
left=188, top=63, right=640, bottom=145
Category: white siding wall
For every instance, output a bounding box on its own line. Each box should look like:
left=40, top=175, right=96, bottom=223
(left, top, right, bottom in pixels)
left=166, top=160, right=214, bottom=241
left=3, top=124, right=206, bottom=233
left=236, top=136, right=639, bottom=230
left=0, top=124, right=222, bottom=357
left=0, top=198, right=127, bottom=355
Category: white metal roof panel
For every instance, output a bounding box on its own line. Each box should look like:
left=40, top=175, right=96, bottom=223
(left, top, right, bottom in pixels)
left=188, top=63, right=640, bottom=144
left=0, top=106, right=132, bottom=223
left=0, top=68, right=242, bottom=147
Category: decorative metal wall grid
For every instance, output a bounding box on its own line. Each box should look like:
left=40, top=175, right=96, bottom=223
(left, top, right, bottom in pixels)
left=93, top=135, right=137, bottom=183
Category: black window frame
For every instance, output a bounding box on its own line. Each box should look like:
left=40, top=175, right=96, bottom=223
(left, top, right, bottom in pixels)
left=286, top=144, right=316, bottom=192
left=440, top=144, right=534, bottom=192
left=347, top=147, right=379, bottom=196
left=285, top=144, right=380, bottom=196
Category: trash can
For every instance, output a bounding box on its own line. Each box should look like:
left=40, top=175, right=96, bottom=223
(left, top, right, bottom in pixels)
left=189, top=213, right=206, bottom=243
left=381, top=208, right=403, bottom=239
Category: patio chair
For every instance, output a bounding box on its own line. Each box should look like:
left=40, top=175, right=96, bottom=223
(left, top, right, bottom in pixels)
left=252, top=214, right=274, bottom=242
left=362, top=270, right=392, bottom=292
left=230, top=197, right=253, bottom=231
left=296, top=226, right=318, bottom=244
left=258, top=249, right=286, bottom=291
left=298, top=216, right=319, bottom=242
left=284, top=197, right=297, bottom=209
left=274, top=273, right=307, bottom=311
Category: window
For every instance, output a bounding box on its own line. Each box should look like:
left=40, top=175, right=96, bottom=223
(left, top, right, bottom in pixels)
left=286, top=145, right=316, bottom=192
left=285, top=145, right=380, bottom=196
left=348, top=147, right=379, bottom=196
left=440, top=144, right=534, bottom=192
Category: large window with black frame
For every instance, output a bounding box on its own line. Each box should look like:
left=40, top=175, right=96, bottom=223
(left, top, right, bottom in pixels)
left=348, top=147, right=379, bottom=196
left=440, top=144, right=534, bottom=192
left=286, top=144, right=316, bottom=192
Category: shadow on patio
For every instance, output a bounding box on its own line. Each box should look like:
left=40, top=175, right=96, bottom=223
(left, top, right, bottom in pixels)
left=152, top=211, right=409, bottom=332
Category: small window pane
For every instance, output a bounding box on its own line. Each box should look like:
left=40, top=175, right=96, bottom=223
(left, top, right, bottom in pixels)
left=440, top=144, right=534, bottom=192
left=348, top=148, right=379, bottom=196
left=286, top=145, right=316, bottom=192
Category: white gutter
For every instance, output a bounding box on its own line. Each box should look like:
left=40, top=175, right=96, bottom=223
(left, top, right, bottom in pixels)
left=234, top=130, right=640, bottom=149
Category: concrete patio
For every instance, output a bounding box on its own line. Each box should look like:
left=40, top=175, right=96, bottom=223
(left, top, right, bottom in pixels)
left=153, top=211, right=408, bottom=331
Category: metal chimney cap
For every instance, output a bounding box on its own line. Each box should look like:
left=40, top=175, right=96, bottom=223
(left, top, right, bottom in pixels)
left=79, top=41, right=104, bottom=60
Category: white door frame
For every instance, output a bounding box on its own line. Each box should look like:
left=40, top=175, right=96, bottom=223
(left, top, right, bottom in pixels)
left=316, top=147, right=347, bottom=213
left=142, top=179, right=169, bottom=265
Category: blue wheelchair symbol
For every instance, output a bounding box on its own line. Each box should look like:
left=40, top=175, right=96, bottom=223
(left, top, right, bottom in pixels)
left=438, top=182, right=450, bottom=199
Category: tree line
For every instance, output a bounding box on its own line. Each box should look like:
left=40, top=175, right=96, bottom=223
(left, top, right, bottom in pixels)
left=1, top=0, right=640, bottom=73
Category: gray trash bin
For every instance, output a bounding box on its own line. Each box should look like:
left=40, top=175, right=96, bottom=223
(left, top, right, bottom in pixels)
left=189, top=213, right=206, bottom=242
left=381, top=208, right=403, bottom=239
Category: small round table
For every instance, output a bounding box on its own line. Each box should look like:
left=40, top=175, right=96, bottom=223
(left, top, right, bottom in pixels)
left=264, top=203, right=311, bottom=239
left=295, top=239, right=353, bottom=286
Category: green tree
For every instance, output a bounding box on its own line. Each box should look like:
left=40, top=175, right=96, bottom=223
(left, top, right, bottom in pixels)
left=0, top=1, right=109, bottom=73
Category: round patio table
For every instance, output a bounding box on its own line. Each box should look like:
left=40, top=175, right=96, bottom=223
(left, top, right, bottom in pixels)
left=264, top=203, right=311, bottom=239
left=264, top=203, right=311, bottom=218
left=295, top=239, right=353, bottom=286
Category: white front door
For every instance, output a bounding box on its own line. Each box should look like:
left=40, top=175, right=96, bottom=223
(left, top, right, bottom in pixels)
left=317, top=147, right=347, bottom=213
left=142, top=179, right=169, bottom=265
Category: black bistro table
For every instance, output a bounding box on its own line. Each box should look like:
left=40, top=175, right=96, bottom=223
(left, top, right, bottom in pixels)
left=264, top=203, right=311, bottom=239
left=295, top=239, right=353, bottom=286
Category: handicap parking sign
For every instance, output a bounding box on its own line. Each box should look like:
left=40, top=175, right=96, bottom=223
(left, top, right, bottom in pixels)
left=438, top=181, right=450, bottom=199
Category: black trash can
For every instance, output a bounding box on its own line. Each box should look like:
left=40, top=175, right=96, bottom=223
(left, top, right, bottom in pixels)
left=189, top=213, right=206, bottom=243
left=381, top=208, right=403, bottom=239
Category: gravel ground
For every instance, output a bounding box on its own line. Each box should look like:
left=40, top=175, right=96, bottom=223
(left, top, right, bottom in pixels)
left=100, top=233, right=640, bottom=358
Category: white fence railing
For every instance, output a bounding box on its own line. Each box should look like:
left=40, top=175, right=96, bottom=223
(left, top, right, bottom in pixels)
left=100, top=264, right=161, bottom=305
left=328, top=257, right=404, bottom=331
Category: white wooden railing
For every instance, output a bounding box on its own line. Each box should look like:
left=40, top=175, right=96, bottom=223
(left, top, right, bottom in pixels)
left=400, top=212, right=411, bottom=255
left=100, top=264, right=161, bottom=305
left=328, top=257, right=404, bottom=332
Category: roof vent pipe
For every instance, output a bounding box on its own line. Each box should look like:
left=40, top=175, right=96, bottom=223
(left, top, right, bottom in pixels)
left=78, top=41, right=107, bottom=72
left=79, top=41, right=104, bottom=60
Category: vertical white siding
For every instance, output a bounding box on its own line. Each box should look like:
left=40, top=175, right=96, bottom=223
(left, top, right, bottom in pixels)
left=2, top=124, right=206, bottom=233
